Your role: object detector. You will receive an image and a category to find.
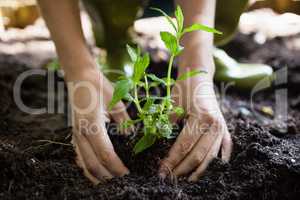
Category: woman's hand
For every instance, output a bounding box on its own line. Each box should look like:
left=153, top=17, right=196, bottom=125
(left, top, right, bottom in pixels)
left=38, top=0, right=130, bottom=184
left=159, top=75, right=232, bottom=182
left=67, top=67, right=130, bottom=184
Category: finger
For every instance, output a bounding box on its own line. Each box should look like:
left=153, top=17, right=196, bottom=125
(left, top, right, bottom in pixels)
left=188, top=131, right=223, bottom=182
left=173, top=124, right=219, bottom=177
left=74, top=133, right=113, bottom=182
left=109, top=101, right=133, bottom=135
left=159, top=116, right=203, bottom=178
left=83, top=123, right=129, bottom=177
left=169, top=110, right=185, bottom=124
left=72, top=137, right=101, bottom=184
left=221, top=131, right=232, bottom=162
left=170, top=112, right=179, bottom=124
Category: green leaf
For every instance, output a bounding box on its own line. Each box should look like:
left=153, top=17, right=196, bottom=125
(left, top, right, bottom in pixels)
left=126, top=44, right=138, bottom=62
left=108, top=79, right=133, bottom=110
left=162, top=77, right=176, bottom=86
left=175, top=5, right=184, bottom=33
left=137, top=81, right=145, bottom=88
left=143, top=98, right=155, bottom=111
left=133, top=53, right=150, bottom=82
left=143, top=115, right=154, bottom=128
left=158, top=123, right=172, bottom=139
left=161, top=96, right=172, bottom=110
left=123, top=93, right=134, bottom=102
left=183, top=23, right=222, bottom=35
left=160, top=31, right=178, bottom=55
left=149, top=82, right=160, bottom=88
left=47, top=59, right=60, bottom=71
left=147, top=74, right=166, bottom=85
left=133, top=134, right=157, bottom=154
left=177, top=69, right=206, bottom=81
left=175, top=45, right=184, bottom=56
left=150, top=7, right=177, bottom=32
left=173, top=106, right=185, bottom=117
left=117, top=75, right=127, bottom=80
left=148, top=104, right=160, bottom=114
left=120, top=119, right=140, bottom=130
left=157, top=114, right=173, bottom=138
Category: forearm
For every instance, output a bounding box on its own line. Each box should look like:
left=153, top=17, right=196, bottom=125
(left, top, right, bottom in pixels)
left=176, top=0, right=216, bottom=78
left=37, top=0, right=96, bottom=78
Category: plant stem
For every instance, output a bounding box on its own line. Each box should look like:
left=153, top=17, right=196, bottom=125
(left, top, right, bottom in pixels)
left=166, top=54, right=175, bottom=99
left=134, top=84, right=143, bottom=113
left=144, top=74, right=149, bottom=98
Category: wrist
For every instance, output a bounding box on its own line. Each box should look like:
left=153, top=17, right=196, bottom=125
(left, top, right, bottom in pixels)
left=178, top=33, right=215, bottom=78
left=178, top=54, right=215, bottom=80
left=63, top=59, right=101, bottom=83
left=57, top=44, right=96, bottom=73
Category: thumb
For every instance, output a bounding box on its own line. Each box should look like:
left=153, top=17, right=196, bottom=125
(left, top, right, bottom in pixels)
left=71, top=136, right=100, bottom=184
left=221, top=131, right=232, bottom=162
left=108, top=101, right=132, bottom=135
left=170, top=111, right=180, bottom=124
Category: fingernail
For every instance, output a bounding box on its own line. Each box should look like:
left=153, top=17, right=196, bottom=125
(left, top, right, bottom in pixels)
left=188, top=176, right=196, bottom=182
left=124, top=169, right=130, bottom=175
left=158, top=168, right=167, bottom=178
left=159, top=172, right=166, bottom=179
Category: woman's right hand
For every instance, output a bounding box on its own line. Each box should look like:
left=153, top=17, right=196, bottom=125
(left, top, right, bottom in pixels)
left=67, top=67, right=131, bottom=184
left=37, top=0, right=130, bottom=184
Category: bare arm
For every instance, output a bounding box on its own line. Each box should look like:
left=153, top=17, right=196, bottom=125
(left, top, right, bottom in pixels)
left=37, top=0, right=95, bottom=78
left=159, top=1, right=232, bottom=181
left=176, top=0, right=216, bottom=76
left=37, top=0, right=130, bottom=183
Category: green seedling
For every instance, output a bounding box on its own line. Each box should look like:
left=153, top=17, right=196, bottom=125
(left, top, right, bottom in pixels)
left=109, top=6, right=221, bottom=154
left=47, top=58, right=60, bottom=71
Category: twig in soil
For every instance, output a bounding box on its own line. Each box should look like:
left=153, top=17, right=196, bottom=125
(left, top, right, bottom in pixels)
left=23, top=142, right=52, bottom=152
left=8, top=180, right=13, bottom=193
left=23, top=139, right=72, bottom=152
left=64, top=133, right=72, bottom=140
left=37, top=139, right=72, bottom=146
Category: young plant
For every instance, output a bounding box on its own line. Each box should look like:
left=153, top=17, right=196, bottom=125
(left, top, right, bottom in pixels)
left=109, top=6, right=221, bottom=154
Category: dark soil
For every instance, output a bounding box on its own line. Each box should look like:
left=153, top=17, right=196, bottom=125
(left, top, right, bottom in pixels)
left=0, top=33, right=300, bottom=200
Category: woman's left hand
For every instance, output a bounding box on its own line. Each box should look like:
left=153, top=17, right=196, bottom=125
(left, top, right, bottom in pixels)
left=159, top=75, right=232, bottom=182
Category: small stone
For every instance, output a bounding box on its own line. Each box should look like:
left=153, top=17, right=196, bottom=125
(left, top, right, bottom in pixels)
left=239, top=107, right=251, bottom=117
left=261, top=106, right=274, bottom=116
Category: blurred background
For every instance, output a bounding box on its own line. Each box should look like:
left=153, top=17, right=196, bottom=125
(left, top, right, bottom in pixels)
left=0, top=0, right=300, bottom=69
left=0, top=2, right=300, bottom=197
